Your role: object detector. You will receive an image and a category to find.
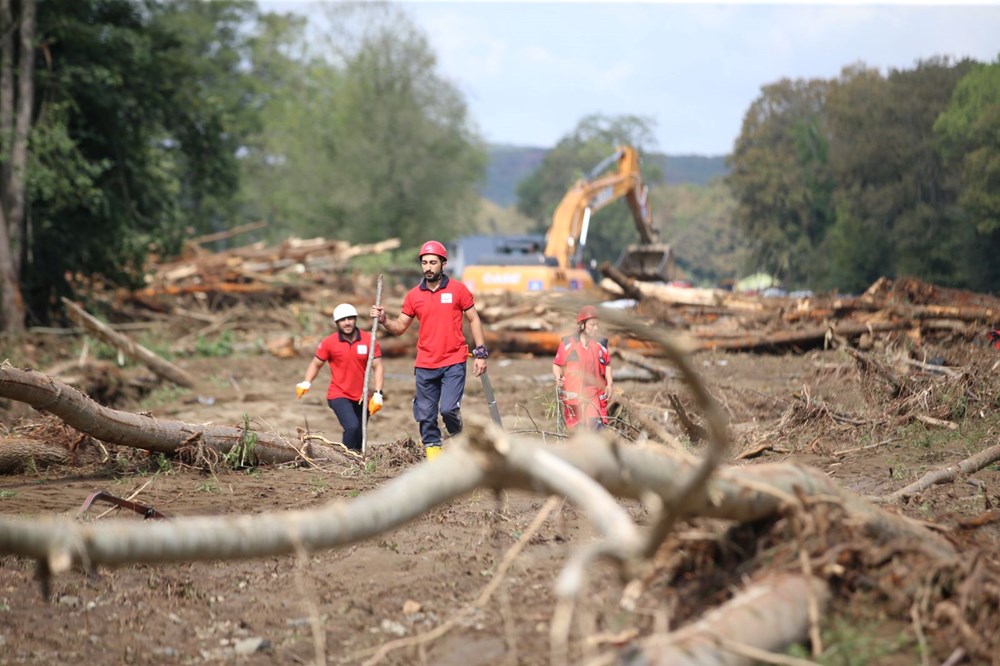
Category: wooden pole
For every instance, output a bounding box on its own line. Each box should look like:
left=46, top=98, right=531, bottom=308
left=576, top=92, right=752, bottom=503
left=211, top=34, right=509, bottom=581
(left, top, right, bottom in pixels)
left=360, top=274, right=383, bottom=456
left=61, top=297, right=197, bottom=389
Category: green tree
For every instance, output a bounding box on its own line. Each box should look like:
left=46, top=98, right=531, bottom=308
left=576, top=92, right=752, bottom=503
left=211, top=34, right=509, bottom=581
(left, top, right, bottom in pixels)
left=515, top=113, right=662, bottom=269
left=326, top=17, right=485, bottom=246
left=726, top=78, right=833, bottom=289
left=151, top=0, right=261, bottom=239
left=825, top=58, right=973, bottom=291
left=655, top=180, right=744, bottom=286
left=820, top=65, right=892, bottom=292
left=239, top=2, right=486, bottom=251
left=934, top=59, right=1000, bottom=292
left=0, top=0, right=35, bottom=334
left=22, top=0, right=257, bottom=323
left=236, top=10, right=333, bottom=240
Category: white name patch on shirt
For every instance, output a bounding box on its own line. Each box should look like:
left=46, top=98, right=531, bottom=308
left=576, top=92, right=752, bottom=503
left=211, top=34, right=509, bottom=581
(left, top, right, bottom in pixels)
left=441, top=293, right=453, bottom=304
left=357, top=345, right=368, bottom=355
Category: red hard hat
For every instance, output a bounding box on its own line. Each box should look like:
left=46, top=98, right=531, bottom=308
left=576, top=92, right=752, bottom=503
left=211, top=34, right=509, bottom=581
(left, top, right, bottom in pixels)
left=577, top=305, right=599, bottom=323
left=418, top=240, right=447, bottom=261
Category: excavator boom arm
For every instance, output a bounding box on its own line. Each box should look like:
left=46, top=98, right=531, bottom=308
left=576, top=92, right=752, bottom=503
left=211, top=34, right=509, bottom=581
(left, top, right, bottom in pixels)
left=542, top=146, right=658, bottom=268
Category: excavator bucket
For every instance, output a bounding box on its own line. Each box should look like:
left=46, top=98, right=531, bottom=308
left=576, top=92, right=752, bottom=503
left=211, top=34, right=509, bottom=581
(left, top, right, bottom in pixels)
left=615, top=243, right=676, bottom=282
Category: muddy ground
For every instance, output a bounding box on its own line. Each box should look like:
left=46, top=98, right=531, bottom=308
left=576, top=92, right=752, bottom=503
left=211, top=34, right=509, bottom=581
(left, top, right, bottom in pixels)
left=2, top=330, right=1000, bottom=665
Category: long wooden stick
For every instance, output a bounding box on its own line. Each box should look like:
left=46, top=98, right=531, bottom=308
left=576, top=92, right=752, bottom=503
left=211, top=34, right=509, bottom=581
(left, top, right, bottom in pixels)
left=61, top=297, right=197, bottom=389
left=360, top=274, right=383, bottom=455
left=876, top=442, right=1000, bottom=503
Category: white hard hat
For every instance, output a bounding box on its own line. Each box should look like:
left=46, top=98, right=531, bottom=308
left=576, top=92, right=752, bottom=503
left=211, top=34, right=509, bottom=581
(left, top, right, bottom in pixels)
left=332, top=303, right=359, bottom=322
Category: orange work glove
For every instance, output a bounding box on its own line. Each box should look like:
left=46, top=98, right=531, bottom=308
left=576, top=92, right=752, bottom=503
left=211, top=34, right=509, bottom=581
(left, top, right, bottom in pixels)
left=367, top=390, right=384, bottom=415
left=295, top=381, right=311, bottom=399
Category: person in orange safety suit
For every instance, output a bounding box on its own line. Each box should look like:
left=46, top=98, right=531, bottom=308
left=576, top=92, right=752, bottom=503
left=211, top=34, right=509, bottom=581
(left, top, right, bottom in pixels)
left=552, top=305, right=613, bottom=430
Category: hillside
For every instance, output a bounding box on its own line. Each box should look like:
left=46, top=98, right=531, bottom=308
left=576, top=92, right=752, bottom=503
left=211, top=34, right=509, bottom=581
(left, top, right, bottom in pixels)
left=480, top=144, right=729, bottom=207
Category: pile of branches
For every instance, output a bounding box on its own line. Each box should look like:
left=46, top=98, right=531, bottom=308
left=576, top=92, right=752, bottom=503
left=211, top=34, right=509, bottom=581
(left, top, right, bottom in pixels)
left=130, top=231, right=400, bottom=313
left=602, top=267, right=1000, bottom=355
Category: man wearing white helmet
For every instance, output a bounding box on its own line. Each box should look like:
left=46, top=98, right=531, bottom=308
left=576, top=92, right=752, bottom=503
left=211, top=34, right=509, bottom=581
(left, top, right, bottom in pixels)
left=295, top=303, right=384, bottom=452
left=370, top=240, right=488, bottom=461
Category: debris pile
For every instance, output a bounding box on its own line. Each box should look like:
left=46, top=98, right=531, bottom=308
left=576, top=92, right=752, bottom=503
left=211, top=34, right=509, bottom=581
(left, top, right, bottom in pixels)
left=602, top=267, right=1000, bottom=354
left=131, top=233, right=401, bottom=313
left=33, top=235, right=1000, bottom=369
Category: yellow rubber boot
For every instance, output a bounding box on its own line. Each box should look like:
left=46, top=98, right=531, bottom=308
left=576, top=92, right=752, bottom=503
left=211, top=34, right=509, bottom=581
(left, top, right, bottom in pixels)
left=425, top=445, right=442, bottom=461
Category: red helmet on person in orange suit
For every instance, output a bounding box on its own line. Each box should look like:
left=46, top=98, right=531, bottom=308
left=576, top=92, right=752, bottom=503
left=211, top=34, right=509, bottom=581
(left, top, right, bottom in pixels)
left=577, top=305, right=599, bottom=324
left=418, top=240, right=448, bottom=261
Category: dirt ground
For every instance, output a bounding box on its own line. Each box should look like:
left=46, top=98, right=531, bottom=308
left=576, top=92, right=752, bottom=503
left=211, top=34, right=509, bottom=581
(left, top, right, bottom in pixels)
left=3, top=332, right=1000, bottom=665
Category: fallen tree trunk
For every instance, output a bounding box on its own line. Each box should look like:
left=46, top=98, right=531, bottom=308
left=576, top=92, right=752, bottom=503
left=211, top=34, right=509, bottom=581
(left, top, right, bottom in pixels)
left=630, top=574, right=830, bottom=666
left=0, top=365, right=346, bottom=465
left=0, top=437, right=73, bottom=473
left=189, top=220, right=268, bottom=247
left=876, top=442, right=1000, bottom=503
left=626, top=279, right=769, bottom=311
left=61, top=298, right=197, bottom=389
left=692, top=320, right=911, bottom=352
left=598, top=263, right=644, bottom=301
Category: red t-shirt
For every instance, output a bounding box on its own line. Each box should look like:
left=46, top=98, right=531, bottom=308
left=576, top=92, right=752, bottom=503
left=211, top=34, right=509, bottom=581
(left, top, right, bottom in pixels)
left=401, top=274, right=475, bottom=369
left=314, top=329, right=382, bottom=401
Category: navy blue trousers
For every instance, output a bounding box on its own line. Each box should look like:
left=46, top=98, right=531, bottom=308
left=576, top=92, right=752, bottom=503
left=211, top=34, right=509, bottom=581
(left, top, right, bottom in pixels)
left=328, top=397, right=364, bottom=451
left=413, top=363, right=466, bottom=445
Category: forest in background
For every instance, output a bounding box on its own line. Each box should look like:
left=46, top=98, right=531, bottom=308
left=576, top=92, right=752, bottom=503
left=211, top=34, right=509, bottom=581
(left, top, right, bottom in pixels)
left=0, top=0, right=998, bottom=335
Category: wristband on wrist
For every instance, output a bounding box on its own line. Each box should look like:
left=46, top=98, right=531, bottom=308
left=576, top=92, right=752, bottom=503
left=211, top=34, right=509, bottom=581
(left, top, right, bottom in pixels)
left=378, top=312, right=387, bottom=324
left=472, top=344, right=489, bottom=359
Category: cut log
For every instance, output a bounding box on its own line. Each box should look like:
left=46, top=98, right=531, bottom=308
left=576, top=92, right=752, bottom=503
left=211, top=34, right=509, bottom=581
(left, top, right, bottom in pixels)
left=694, top=320, right=911, bottom=352
left=0, top=437, right=73, bottom=473
left=190, top=220, right=268, bottom=246
left=631, top=574, right=830, bottom=666
left=61, top=298, right=197, bottom=389
left=0, top=365, right=349, bottom=466
left=877, top=442, right=1000, bottom=503
left=598, top=262, right=644, bottom=300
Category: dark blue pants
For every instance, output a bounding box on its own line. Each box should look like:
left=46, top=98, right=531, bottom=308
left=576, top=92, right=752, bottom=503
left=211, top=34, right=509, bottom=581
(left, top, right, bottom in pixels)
left=413, top=363, right=466, bottom=445
left=328, top=397, right=363, bottom=451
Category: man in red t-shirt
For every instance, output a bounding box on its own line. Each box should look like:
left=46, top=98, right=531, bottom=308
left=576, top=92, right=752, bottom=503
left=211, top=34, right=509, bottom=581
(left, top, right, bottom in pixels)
left=295, top=303, right=384, bottom=452
left=371, top=240, right=488, bottom=460
left=552, top=305, right=613, bottom=430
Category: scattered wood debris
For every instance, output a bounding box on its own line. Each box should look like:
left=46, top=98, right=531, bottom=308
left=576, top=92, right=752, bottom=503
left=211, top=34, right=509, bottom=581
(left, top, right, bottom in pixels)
left=34, top=236, right=1000, bottom=392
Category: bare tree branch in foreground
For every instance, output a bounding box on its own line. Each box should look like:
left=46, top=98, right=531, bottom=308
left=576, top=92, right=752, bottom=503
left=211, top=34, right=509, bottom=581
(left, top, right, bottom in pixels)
left=0, top=412, right=955, bottom=570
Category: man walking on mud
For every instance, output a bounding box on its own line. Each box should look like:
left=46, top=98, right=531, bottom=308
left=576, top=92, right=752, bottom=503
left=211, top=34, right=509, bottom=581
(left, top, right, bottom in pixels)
left=296, top=303, right=384, bottom=453
left=370, top=240, right=488, bottom=461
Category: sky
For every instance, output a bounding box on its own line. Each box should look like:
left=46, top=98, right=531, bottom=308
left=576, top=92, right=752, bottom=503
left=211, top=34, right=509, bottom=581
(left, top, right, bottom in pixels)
left=262, top=1, right=1000, bottom=156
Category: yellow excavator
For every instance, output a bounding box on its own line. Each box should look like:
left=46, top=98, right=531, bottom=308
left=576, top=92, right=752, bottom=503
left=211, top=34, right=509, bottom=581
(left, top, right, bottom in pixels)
left=460, top=145, right=675, bottom=294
